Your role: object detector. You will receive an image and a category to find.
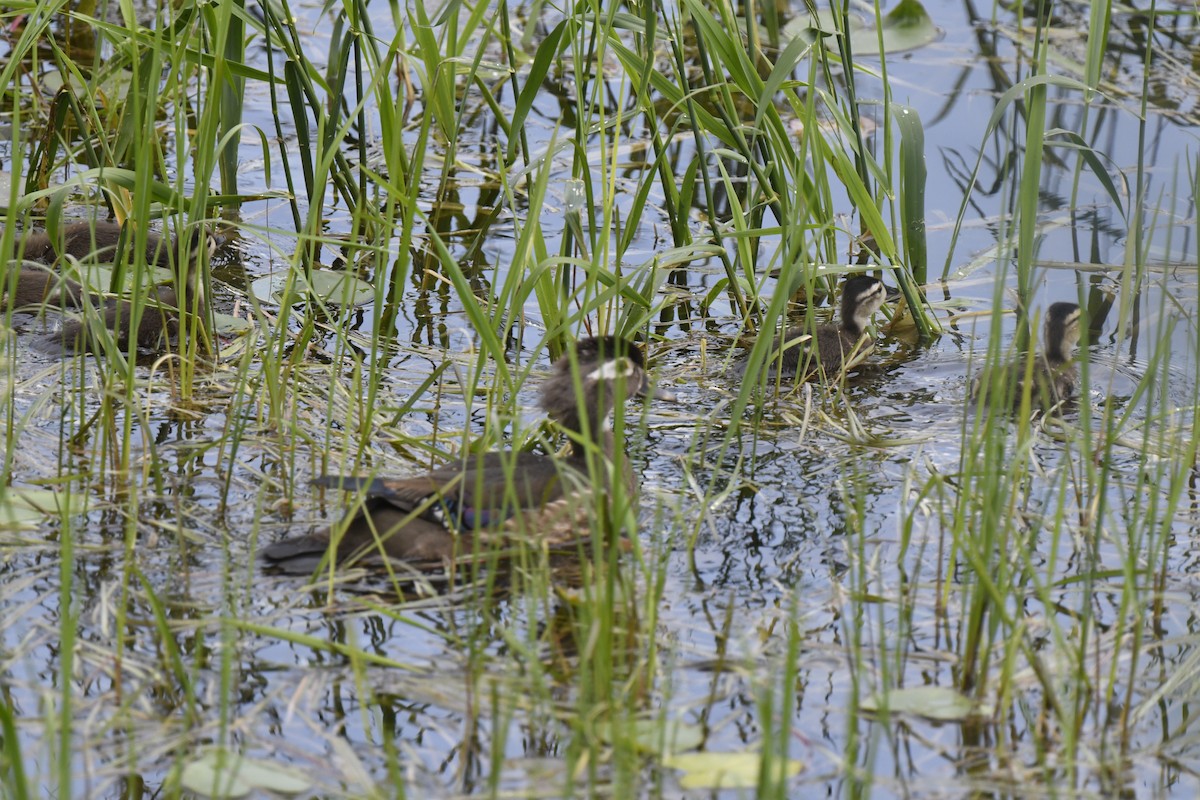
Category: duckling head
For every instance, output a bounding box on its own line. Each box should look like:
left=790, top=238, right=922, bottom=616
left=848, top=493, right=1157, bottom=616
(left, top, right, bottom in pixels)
left=1043, top=302, right=1082, bottom=364
left=170, top=227, right=219, bottom=302
left=171, top=227, right=219, bottom=269
left=840, top=275, right=888, bottom=337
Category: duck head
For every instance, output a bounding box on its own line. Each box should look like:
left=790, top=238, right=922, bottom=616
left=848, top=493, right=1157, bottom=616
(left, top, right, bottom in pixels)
left=840, top=276, right=888, bottom=337
left=540, top=336, right=671, bottom=451
left=1043, top=302, right=1082, bottom=364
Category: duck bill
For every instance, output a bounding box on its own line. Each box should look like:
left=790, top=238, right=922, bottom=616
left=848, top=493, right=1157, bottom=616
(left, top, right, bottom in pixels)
left=637, top=373, right=677, bottom=402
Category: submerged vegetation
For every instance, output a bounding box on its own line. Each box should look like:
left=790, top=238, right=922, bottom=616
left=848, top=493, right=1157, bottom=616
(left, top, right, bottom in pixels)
left=1, top=0, right=1198, bottom=796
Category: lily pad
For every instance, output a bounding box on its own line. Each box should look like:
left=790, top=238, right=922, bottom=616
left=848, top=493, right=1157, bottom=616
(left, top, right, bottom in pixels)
left=783, top=0, right=940, bottom=57
left=62, top=262, right=175, bottom=293
left=179, top=751, right=309, bottom=798
left=212, top=310, right=253, bottom=336
left=663, top=751, right=803, bottom=790
left=7, top=487, right=86, bottom=515
left=0, top=487, right=87, bottom=529
left=41, top=67, right=135, bottom=105
left=0, top=499, right=46, bottom=530
left=595, top=718, right=705, bottom=755
left=249, top=269, right=376, bottom=308
left=861, top=685, right=991, bottom=721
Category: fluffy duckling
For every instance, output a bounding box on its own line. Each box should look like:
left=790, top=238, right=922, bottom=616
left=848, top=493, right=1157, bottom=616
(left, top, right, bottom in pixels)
left=2, top=266, right=86, bottom=310
left=17, top=220, right=178, bottom=267
left=261, top=336, right=672, bottom=573
left=971, top=302, right=1083, bottom=409
left=739, top=275, right=889, bottom=380
left=43, top=229, right=215, bottom=353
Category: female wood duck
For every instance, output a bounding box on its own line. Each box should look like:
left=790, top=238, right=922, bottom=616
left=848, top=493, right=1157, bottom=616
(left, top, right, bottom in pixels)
left=21, top=227, right=217, bottom=353
left=971, top=302, right=1083, bottom=409
left=260, top=336, right=673, bottom=574
left=738, top=275, right=889, bottom=380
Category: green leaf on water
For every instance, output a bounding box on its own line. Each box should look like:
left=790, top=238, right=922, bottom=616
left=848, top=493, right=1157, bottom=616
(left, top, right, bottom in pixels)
left=0, top=499, right=45, bottom=530
left=64, top=263, right=175, bottom=292
left=595, top=718, right=705, bottom=755
left=861, top=685, right=991, bottom=721
left=782, top=0, right=940, bottom=57
left=41, top=68, right=135, bottom=105
left=8, top=488, right=76, bottom=514
left=212, top=310, right=253, bottom=336
left=663, top=751, right=803, bottom=790
left=249, top=269, right=376, bottom=307
left=179, top=751, right=310, bottom=798
left=876, top=0, right=941, bottom=53
left=0, top=488, right=86, bottom=528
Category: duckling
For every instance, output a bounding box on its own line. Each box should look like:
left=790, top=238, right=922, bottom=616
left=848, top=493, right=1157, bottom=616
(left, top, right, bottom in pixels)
left=17, top=221, right=178, bottom=267
left=43, top=228, right=215, bottom=353
left=2, top=265, right=86, bottom=310
left=4, top=222, right=204, bottom=314
left=971, top=302, right=1083, bottom=409
left=738, top=275, right=889, bottom=380
left=261, top=336, right=673, bottom=574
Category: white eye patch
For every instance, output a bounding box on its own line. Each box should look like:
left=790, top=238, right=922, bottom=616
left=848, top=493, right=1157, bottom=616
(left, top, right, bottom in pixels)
left=586, top=357, right=635, bottom=382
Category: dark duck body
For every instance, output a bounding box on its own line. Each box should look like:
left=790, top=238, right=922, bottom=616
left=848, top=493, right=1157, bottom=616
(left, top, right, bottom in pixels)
left=261, top=336, right=671, bottom=574
left=7, top=225, right=217, bottom=353
left=971, top=302, right=1083, bottom=409
left=738, top=275, right=888, bottom=380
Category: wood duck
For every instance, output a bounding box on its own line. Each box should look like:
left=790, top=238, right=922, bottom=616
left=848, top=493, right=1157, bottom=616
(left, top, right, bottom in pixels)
left=34, top=228, right=216, bottom=353
left=737, top=275, right=889, bottom=380
left=260, top=336, right=673, bottom=574
left=971, top=302, right=1083, bottom=409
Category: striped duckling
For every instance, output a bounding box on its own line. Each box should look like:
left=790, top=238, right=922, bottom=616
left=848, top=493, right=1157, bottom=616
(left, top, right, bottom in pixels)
left=739, top=275, right=889, bottom=380
left=971, top=302, right=1083, bottom=410
left=1, top=223, right=217, bottom=353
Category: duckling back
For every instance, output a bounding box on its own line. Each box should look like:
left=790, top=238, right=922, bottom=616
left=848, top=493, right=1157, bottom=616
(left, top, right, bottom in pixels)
left=17, top=221, right=178, bottom=268
left=3, top=266, right=87, bottom=311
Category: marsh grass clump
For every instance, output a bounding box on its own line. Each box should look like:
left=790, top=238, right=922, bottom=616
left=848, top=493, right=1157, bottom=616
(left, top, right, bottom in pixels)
left=0, top=0, right=1197, bottom=797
